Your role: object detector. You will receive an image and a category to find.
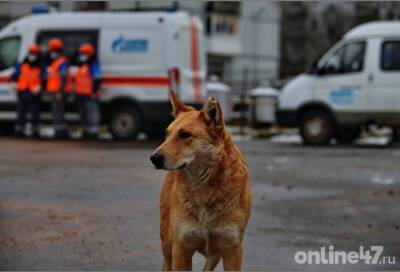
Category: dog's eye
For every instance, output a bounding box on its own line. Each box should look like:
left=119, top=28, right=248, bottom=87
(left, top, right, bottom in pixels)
left=179, top=131, right=191, bottom=139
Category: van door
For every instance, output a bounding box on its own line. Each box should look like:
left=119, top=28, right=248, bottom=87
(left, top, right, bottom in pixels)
left=368, top=38, right=400, bottom=125
left=314, top=40, right=368, bottom=124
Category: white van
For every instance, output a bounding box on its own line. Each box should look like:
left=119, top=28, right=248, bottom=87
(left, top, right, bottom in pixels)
left=0, top=11, right=206, bottom=139
left=277, top=21, right=400, bottom=145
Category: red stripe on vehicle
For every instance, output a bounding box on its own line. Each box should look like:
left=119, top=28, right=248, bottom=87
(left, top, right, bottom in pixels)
left=0, top=76, right=10, bottom=83
left=0, top=75, right=169, bottom=87
left=102, top=76, right=169, bottom=87
left=190, top=19, right=202, bottom=102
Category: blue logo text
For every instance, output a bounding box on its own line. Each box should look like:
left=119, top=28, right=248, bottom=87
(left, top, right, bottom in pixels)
left=112, top=35, right=148, bottom=53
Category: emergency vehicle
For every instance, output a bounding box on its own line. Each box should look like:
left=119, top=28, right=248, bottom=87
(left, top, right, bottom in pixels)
left=277, top=22, right=400, bottom=145
left=0, top=11, right=206, bottom=139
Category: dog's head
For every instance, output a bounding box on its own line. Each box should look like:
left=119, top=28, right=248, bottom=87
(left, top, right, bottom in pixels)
left=150, top=91, right=225, bottom=170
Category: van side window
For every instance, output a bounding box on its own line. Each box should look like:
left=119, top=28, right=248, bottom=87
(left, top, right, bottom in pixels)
left=36, top=30, right=98, bottom=65
left=342, top=42, right=366, bottom=73
left=320, top=41, right=366, bottom=75
left=381, top=41, right=400, bottom=71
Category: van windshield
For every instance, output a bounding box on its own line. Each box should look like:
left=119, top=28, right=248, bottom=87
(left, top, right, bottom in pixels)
left=0, top=36, right=21, bottom=71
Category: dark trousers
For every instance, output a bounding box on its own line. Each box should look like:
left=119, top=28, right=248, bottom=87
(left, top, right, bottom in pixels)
left=15, top=91, right=40, bottom=132
left=51, top=93, right=68, bottom=135
left=75, top=94, right=100, bottom=134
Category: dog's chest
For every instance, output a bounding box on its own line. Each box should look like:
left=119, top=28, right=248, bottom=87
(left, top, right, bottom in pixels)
left=177, top=210, right=241, bottom=252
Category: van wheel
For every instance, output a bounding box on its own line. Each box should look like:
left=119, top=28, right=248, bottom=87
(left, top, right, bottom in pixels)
left=0, top=123, right=14, bottom=135
left=108, top=106, right=141, bottom=140
left=300, top=110, right=334, bottom=145
left=336, top=126, right=361, bottom=144
left=392, top=128, right=400, bottom=142
left=146, top=127, right=166, bottom=140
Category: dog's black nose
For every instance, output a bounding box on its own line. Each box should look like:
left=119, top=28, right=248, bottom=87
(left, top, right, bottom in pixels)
left=150, top=153, right=164, bottom=169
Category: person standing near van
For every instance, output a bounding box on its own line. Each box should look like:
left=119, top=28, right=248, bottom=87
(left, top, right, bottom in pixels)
left=12, top=43, right=43, bottom=138
left=46, top=38, right=70, bottom=139
left=74, top=43, right=101, bottom=140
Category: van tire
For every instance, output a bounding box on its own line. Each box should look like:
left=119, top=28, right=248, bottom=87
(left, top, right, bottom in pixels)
left=108, top=105, right=141, bottom=140
left=335, top=126, right=361, bottom=144
left=392, top=128, right=400, bottom=142
left=146, top=128, right=165, bottom=140
left=299, top=110, right=334, bottom=145
left=0, top=123, right=14, bottom=135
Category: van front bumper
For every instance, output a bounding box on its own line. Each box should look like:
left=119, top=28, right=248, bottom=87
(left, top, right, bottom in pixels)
left=276, top=109, right=298, bottom=127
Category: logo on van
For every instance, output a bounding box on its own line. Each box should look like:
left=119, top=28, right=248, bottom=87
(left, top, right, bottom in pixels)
left=112, top=35, right=148, bottom=53
left=330, top=89, right=354, bottom=105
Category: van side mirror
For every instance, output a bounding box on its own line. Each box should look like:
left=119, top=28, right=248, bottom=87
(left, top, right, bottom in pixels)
left=310, top=60, right=325, bottom=76
left=310, top=60, right=318, bottom=74
left=316, top=66, right=325, bottom=76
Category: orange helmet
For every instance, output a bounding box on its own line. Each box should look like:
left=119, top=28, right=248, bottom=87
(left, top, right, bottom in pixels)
left=48, top=38, right=64, bottom=51
left=28, top=43, right=40, bottom=54
left=79, top=43, right=95, bottom=56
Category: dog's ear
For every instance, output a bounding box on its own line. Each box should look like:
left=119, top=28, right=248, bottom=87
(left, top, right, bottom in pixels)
left=201, top=96, right=224, bottom=130
left=169, top=91, right=192, bottom=117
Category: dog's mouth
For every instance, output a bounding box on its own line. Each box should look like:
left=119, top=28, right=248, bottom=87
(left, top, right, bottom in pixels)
left=177, top=163, right=187, bottom=170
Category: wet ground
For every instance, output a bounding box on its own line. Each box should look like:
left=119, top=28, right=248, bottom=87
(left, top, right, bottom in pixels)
left=0, top=137, right=399, bottom=270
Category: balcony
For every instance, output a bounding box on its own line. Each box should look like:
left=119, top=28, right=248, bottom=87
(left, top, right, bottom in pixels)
left=206, top=13, right=241, bottom=56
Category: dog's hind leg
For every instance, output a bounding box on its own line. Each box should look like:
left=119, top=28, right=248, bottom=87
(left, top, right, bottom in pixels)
left=203, top=255, right=220, bottom=271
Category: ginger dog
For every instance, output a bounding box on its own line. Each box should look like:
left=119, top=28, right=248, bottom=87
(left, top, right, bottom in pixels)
left=150, top=92, right=252, bottom=271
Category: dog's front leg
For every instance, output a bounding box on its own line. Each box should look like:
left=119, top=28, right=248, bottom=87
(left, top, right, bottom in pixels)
left=172, top=241, right=195, bottom=271
left=222, top=243, right=243, bottom=271
left=203, top=255, right=220, bottom=271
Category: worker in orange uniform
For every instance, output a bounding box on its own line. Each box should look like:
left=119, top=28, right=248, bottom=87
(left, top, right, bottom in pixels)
left=74, top=43, right=102, bottom=140
left=46, top=38, right=70, bottom=139
left=11, top=43, right=43, bottom=138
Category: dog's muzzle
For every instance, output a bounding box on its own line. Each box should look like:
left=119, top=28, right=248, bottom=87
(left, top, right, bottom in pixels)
left=150, top=153, right=165, bottom=169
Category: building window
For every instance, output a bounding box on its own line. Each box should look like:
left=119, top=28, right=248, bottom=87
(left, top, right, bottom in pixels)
left=208, top=54, right=231, bottom=79
left=206, top=2, right=240, bottom=15
left=75, top=1, right=107, bottom=11
left=205, top=2, right=240, bottom=36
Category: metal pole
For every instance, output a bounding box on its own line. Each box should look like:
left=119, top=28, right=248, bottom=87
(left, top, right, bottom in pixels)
left=240, top=67, right=248, bottom=135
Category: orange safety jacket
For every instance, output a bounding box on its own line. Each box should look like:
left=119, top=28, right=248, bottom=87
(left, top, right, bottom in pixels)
left=46, top=56, right=70, bottom=93
left=75, top=63, right=96, bottom=95
left=17, top=63, right=41, bottom=93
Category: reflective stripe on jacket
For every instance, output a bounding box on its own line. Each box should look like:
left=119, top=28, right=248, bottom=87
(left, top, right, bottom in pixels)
left=17, top=63, right=41, bottom=92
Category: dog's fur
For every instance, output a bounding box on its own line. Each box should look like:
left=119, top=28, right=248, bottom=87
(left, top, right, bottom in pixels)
left=151, top=92, right=252, bottom=271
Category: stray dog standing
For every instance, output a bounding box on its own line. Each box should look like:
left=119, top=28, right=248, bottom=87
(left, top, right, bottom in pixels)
left=150, top=92, right=252, bottom=271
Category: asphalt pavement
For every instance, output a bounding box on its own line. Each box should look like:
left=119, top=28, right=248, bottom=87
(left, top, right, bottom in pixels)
left=0, top=137, right=399, bottom=270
